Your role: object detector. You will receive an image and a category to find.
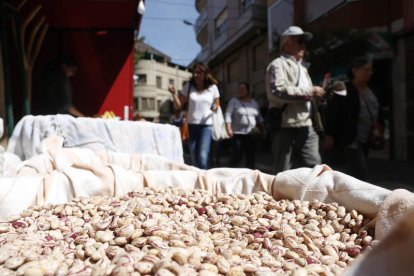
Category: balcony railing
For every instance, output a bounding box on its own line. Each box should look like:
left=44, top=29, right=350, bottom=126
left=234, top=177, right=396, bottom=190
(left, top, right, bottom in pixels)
left=195, top=0, right=207, bottom=13
left=195, top=7, right=208, bottom=35
left=238, top=3, right=267, bottom=29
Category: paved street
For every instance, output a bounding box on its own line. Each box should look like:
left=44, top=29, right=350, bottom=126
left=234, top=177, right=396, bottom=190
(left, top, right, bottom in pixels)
left=253, top=148, right=414, bottom=192
left=184, top=141, right=414, bottom=193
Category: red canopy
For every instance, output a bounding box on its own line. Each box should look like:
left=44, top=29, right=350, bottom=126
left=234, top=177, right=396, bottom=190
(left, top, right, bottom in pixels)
left=31, top=0, right=143, bottom=118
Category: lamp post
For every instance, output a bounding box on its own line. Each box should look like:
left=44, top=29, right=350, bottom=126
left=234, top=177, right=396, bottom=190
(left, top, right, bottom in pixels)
left=137, top=0, right=145, bottom=15
left=183, top=20, right=197, bottom=32
left=183, top=20, right=194, bottom=26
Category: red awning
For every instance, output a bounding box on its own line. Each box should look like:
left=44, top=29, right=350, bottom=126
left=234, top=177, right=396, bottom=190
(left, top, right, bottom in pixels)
left=38, top=0, right=140, bottom=29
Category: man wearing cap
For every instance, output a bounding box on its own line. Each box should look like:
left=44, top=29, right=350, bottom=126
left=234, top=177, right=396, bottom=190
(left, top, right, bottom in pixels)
left=265, top=26, right=325, bottom=174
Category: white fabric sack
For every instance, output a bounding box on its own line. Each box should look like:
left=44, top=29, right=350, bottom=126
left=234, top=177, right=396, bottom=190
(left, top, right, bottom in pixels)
left=2, top=135, right=414, bottom=275
left=211, top=107, right=229, bottom=141
left=0, top=135, right=392, bottom=223
left=346, top=207, right=414, bottom=276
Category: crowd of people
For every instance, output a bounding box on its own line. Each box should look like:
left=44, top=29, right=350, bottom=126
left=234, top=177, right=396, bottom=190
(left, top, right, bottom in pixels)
left=170, top=25, right=384, bottom=182
left=36, top=26, right=383, bottom=182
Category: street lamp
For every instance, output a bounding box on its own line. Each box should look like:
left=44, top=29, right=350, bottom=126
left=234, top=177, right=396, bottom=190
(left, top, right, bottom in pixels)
left=137, top=0, right=146, bottom=15
left=183, top=20, right=195, bottom=27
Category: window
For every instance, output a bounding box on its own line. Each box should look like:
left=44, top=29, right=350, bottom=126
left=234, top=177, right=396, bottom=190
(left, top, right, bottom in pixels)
left=240, top=0, right=252, bottom=12
left=215, top=8, right=228, bottom=38
left=133, top=97, right=139, bottom=111
left=133, top=75, right=138, bottom=86
left=137, top=74, right=147, bottom=84
left=268, top=0, right=294, bottom=50
left=156, top=76, right=162, bottom=89
left=141, top=97, right=155, bottom=111
left=169, top=79, right=175, bottom=87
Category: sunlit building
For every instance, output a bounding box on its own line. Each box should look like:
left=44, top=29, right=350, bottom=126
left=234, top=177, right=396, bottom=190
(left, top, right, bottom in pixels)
left=134, top=41, right=191, bottom=122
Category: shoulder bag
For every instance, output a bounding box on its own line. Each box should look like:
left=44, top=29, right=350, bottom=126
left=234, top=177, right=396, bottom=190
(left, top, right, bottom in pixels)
left=211, top=106, right=229, bottom=141
left=241, top=102, right=262, bottom=139
left=361, top=93, right=385, bottom=151
left=179, top=84, right=191, bottom=143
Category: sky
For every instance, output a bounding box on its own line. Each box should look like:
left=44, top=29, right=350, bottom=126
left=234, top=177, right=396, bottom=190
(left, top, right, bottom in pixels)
left=139, top=0, right=200, bottom=67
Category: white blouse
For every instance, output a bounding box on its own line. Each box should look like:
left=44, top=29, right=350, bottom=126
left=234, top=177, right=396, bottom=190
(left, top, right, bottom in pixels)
left=224, top=97, right=264, bottom=135
left=180, top=83, right=220, bottom=125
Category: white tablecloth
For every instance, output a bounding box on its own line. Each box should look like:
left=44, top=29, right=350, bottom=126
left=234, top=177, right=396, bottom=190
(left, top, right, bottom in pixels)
left=6, top=115, right=183, bottom=163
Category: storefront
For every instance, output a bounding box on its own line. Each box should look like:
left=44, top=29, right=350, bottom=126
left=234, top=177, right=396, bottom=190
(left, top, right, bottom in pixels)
left=0, top=0, right=144, bottom=135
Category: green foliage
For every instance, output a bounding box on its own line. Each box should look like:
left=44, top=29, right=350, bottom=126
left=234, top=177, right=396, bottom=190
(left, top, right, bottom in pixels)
left=306, top=27, right=372, bottom=63
left=134, top=36, right=146, bottom=67
left=303, top=27, right=374, bottom=81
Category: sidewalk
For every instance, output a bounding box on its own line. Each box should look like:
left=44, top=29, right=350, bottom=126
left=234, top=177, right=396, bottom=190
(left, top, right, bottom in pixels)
left=197, top=143, right=414, bottom=193
left=255, top=149, right=414, bottom=192
left=366, top=158, right=414, bottom=192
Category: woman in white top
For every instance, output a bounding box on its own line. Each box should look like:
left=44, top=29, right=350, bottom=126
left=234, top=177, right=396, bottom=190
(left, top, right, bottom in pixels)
left=169, top=62, right=220, bottom=169
left=225, top=82, right=266, bottom=169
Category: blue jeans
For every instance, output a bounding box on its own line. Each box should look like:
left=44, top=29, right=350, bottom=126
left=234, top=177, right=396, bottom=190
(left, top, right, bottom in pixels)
left=188, top=124, right=212, bottom=169
left=271, top=126, right=321, bottom=174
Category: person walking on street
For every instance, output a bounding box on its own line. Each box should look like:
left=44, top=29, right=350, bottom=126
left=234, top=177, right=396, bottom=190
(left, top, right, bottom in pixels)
left=322, top=57, right=384, bottom=181
left=265, top=26, right=325, bottom=174
left=168, top=62, right=221, bottom=169
left=225, top=82, right=266, bottom=169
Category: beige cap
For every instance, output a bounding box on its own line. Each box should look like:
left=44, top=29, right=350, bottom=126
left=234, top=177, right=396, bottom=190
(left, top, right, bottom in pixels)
left=281, top=26, right=313, bottom=41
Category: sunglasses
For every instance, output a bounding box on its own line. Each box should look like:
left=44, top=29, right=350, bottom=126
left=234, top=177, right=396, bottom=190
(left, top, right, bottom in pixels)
left=297, top=37, right=306, bottom=45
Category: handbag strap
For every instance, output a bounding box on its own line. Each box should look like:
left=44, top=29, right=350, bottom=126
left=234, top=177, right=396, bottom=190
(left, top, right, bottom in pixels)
left=311, top=98, right=324, bottom=132
left=241, top=102, right=252, bottom=126
left=184, top=82, right=192, bottom=112
left=359, top=91, right=375, bottom=123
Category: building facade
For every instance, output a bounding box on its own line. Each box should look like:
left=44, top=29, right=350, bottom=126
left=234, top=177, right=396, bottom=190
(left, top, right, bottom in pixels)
left=193, top=0, right=269, bottom=107
left=193, top=0, right=414, bottom=160
left=134, top=42, right=191, bottom=122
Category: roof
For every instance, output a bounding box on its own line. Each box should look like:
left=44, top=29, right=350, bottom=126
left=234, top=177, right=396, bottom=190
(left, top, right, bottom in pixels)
left=135, top=40, right=172, bottom=62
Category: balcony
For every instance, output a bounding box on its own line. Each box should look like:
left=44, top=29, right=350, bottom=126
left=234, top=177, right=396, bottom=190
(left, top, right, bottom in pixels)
left=195, top=0, right=207, bottom=13
left=196, top=25, right=208, bottom=48
left=208, top=3, right=267, bottom=63
left=237, top=3, right=267, bottom=31
left=195, top=6, right=208, bottom=37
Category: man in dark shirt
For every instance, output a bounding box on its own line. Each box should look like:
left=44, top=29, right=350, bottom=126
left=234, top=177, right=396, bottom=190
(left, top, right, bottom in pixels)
left=38, top=57, right=85, bottom=117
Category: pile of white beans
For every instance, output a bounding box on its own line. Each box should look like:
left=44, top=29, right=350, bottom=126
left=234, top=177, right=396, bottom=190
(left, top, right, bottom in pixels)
left=0, top=187, right=378, bottom=275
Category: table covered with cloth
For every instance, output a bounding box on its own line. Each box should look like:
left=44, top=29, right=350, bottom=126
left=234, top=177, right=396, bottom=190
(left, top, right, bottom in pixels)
left=5, top=115, right=184, bottom=163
